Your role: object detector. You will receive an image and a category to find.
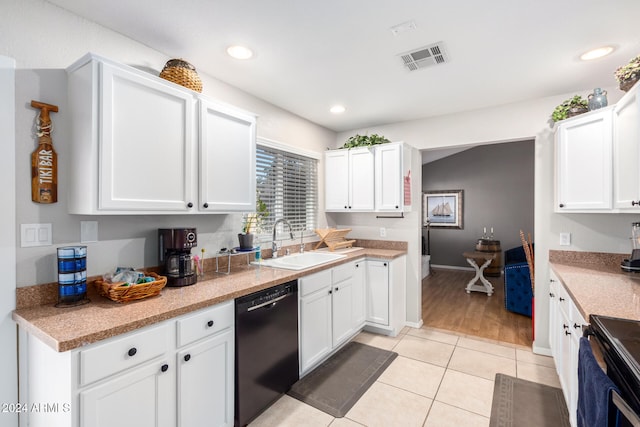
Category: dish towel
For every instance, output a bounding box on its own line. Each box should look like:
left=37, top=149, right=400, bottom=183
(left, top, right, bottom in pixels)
left=577, top=336, right=619, bottom=427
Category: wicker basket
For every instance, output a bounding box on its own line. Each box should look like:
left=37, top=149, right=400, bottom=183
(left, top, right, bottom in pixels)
left=160, top=59, right=203, bottom=92
left=620, top=75, right=639, bottom=92
left=94, top=272, right=167, bottom=303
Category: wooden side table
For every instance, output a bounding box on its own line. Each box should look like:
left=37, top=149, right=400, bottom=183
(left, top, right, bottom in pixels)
left=462, top=251, right=496, bottom=296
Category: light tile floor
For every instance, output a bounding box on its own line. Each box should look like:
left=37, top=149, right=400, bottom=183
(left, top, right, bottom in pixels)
left=249, top=326, right=560, bottom=427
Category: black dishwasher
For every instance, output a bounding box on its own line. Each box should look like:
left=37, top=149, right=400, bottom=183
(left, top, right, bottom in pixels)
left=234, top=280, right=299, bottom=427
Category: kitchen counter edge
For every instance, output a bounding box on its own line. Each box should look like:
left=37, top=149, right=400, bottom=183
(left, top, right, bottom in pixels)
left=13, top=248, right=405, bottom=352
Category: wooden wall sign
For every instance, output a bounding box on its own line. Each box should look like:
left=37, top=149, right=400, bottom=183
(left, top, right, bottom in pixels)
left=30, top=100, right=58, bottom=203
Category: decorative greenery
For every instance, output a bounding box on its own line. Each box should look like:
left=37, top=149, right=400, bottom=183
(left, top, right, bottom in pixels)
left=551, top=95, right=589, bottom=122
left=241, top=194, right=269, bottom=234
left=341, top=133, right=390, bottom=149
left=614, top=54, right=640, bottom=84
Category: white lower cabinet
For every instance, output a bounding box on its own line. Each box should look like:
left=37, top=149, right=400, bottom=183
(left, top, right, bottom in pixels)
left=299, top=256, right=406, bottom=375
left=548, top=270, right=587, bottom=427
left=365, top=256, right=406, bottom=336
left=299, top=260, right=366, bottom=375
left=19, top=300, right=234, bottom=427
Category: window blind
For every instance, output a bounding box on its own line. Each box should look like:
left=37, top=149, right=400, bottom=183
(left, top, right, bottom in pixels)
left=256, top=144, right=318, bottom=237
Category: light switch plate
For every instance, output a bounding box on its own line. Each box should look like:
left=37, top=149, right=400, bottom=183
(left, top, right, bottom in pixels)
left=379, top=227, right=386, bottom=237
left=559, top=232, right=571, bottom=246
left=81, top=221, right=98, bottom=243
left=21, top=223, right=52, bottom=247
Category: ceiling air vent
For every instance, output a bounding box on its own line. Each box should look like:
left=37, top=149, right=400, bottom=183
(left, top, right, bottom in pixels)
left=399, top=42, right=448, bottom=71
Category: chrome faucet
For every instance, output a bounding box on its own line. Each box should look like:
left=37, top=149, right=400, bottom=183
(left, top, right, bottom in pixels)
left=300, top=231, right=305, bottom=254
left=272, top=218, right=294, bottom=258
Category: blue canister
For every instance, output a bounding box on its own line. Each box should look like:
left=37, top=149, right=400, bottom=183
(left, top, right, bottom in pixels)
left=588, top=88, right=608, bottom=111
left=255, top=246, right=261, bottom=261
left=56, top=245, right=88, bottom=305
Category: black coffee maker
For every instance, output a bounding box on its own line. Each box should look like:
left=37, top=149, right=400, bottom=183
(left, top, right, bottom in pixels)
left=159, top=228, right=198, bottom=286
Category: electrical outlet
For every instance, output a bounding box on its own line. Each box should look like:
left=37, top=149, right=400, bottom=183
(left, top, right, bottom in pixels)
left=81, top=221, right=98, bottom=243
left=560, top=232, right=571, bottom=246
left=379, top=227, right=386, bottom=237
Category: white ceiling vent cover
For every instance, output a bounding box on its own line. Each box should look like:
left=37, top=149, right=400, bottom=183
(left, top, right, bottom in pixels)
left=399, top=42, right=448, bottom=71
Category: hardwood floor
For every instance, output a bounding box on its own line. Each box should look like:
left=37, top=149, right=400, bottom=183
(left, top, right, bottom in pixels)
left=421, top=267, right=532, bottom=347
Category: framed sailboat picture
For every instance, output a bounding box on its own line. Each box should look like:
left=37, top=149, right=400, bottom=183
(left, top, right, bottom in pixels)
left=423, top=190, right=463, bottom=229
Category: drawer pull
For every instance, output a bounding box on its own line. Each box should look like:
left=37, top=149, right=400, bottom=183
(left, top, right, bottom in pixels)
left=565, top=330, right=571, bottom=336
left=559, top=297, right=565, bottom=302
left=207, top=320, right=214, bottom=327
left=632, top=200, right=640, bottom=206
left=127, top=347, right=137, bottom=357
left=563, top=324, right=569, bottom=329
left=161, top=364, right=169, bottom=372
left=184, top=354, right=191, bottom=362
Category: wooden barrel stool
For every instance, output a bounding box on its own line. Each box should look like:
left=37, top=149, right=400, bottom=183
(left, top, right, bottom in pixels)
left=475, top=239, right=502, bottom=277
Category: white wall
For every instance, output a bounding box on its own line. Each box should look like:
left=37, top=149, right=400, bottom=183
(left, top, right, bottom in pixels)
left=0, top=55, right=18, bottom=427
left=336, top=87, right=633, bottom=353
left=5, top=0, right=335, bottom=287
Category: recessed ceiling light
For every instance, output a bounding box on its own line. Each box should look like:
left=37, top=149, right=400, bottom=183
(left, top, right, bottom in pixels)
left=227, top=45, right=253, bottom=60
left=330, top=105, right=346, bottom=114
left=580, top=46, right=615, bottom=61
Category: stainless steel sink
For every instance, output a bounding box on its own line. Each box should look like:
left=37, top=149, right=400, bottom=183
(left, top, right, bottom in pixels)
left=254, top=251, right=346, bottom=270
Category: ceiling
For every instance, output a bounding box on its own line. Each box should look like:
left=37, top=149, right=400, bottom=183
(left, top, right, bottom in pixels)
left=46, top=0, right=640, bottom=133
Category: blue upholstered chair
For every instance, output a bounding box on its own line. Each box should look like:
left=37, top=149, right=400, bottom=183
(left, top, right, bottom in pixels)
left=504, top=245, right=533, bottom=317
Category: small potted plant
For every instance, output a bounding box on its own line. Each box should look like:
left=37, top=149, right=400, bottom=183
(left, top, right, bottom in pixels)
left=614, top=54, right=640, bottom=92
left=341, top=133, right=390, bottom=149
left=551, top=95, right=589, bottom=123
left=238, top=195, right=269, bottom=250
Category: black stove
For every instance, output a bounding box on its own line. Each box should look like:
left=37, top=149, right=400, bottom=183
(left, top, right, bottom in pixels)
left=589, top=314, right=640, bottom=426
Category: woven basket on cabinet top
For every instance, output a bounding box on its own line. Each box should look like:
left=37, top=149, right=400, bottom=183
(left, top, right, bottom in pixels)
left=160, top=59, right=203, bottom=92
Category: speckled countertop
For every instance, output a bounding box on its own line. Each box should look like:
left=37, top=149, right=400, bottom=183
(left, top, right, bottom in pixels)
left=549, top=250, right=640, bottom=322
left=13, top=244, right=406, bottom=352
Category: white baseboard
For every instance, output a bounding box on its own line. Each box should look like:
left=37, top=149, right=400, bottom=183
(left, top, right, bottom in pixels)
left=405, top=319, right=423, bottom=329
left=532, top=343, right=552, bottom=356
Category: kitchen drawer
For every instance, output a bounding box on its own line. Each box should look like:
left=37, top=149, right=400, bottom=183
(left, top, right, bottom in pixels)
left=79, top=322, right=171, bottom=386
left=176, top=300, right=234, bottom=348
left=299, top=269, right=332, bottom=297
left=332, top=261, right=355, bottom=284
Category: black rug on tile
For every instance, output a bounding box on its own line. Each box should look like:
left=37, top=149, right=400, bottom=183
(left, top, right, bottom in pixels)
left=490, top=373, right=570, bottom=427
left=287, top=341, right=398, bottom=418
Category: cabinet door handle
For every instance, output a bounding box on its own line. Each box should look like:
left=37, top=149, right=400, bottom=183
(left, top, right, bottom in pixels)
left=563, top=324, right=569, bottom=329
left=127, top=347, right=137, bottom=357
left=203, top=203, right=209, bottom=208
left=573, top=323, right=582, bottom=329
left=187, top=202, right=193, bottom=208
left=549, top=293, right=555, bottom=298
left=559, top=203, right=565, bottom=208
left=184, top=354, right=191, bottom=362
left=559, top=297, right=565, bottom=302
left=632, top=201, right=640, bottom=206
left=161, top=364, right=169, bottom=372
left=550, top=278, right=556, bottom=283
left=207, top=320, right=214, bottom=327
left=565, top=330, right=571, bottom=336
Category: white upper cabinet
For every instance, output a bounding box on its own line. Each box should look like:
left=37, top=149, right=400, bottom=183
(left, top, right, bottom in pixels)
left=325, top=147, right=374, bottom=211
left=613, top=81, right=640, bottom=210
left=555, top=107, right=613, bottom=212
left=325, top=142, right=412, bottom=213
left=66, top=53, right=256, bottom=215
left=199, top=98, right=256, bottom=212
left=375, top=142, right=412, bottom=212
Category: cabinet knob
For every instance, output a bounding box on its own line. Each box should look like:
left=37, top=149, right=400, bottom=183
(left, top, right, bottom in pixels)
left=328, top=289, right=332, bottom=294
left=127, top=347, right=137, bottom=357
left=549, top=293, right=555, bottom=298
left=184, top=354, right=191, bottom=362
left=559, top=203, right=565, bottom=208
left=335, top=287, right=339, bottom=292
left=384, top=263, right=387, bottom=267
left=550, top=278, right=556, bottom=283
left=203, top=203, right=209, bottom=208
left=161, top=364, right=169, bottom=372
left=344, top=205, right=348, bottom=209
left=395, top=205, right=399, bottom=209
left=207, top=320, right=214, bottom=327
left=187, top=202, right=193, bottom=208
left=559, top=297, right=565, bottom=302
left=632, top=201, right=640, bottom=206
